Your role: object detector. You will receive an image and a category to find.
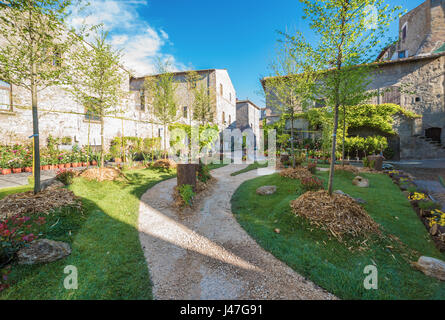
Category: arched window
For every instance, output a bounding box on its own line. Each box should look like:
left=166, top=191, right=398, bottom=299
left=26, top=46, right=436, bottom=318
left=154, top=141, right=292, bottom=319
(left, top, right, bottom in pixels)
left=0, top=80, right=12, bottom=111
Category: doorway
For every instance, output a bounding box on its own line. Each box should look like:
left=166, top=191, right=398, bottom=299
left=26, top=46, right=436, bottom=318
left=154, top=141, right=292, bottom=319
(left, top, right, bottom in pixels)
left=425, top=127, right=442, bottom=143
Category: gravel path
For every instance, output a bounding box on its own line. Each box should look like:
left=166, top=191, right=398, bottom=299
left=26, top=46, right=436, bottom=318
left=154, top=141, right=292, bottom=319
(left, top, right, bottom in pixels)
left=138, top=164, right=336, bottom=300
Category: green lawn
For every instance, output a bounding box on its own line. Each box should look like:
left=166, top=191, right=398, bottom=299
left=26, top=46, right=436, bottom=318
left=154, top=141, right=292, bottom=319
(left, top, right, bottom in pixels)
left=1, top=167, right=175, bottom=300
left=231, top=170, right=445, bottom=299
left=230, top=161, right=268, bottom=176
left=0, top=184, right=33, bottom=200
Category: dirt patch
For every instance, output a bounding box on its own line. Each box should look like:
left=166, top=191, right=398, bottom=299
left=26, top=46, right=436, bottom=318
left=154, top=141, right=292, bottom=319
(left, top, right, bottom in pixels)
left=172, top=177, right=217, bottom=212
left=80, top=167, right=124, bottom=182
left=280, top=167, right=313, bottom=180
left=335, top=165, right=380, bottom=174
left=290, top=190, right=381, bottom=243
left=0, top=188, right=82, bottom=220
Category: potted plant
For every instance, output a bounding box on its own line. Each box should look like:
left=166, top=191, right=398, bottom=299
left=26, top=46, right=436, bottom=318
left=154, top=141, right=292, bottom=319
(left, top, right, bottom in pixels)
left=9, top=157, right=23, bottom=173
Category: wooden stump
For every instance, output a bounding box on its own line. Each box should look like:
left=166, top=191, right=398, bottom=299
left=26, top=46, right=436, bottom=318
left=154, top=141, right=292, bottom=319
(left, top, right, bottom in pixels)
left=367, top=155, right=384, bottom=171
left=177, top=164, right=198, bottom=191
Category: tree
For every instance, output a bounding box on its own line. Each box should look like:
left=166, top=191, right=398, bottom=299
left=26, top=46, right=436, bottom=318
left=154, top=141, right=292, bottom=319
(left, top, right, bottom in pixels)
left=68, top=31, right=127, bottom=168
left=283, top=0, right=401, bottom=194
left=265, top=36, right=316, bottom=168
left=192, top=79, right=216, bottom=126
left=145, top=60, right=179, bottom=156
left=0, top=0, right=81, bottom=193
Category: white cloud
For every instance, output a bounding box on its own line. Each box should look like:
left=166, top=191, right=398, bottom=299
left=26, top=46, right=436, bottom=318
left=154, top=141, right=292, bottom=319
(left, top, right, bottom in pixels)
left=68, top=0, right=185, bottom=76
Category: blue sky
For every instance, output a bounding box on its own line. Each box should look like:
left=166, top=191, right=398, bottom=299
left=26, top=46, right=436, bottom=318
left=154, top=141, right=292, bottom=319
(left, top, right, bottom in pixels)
left=71, top=0, right=423, bottom=108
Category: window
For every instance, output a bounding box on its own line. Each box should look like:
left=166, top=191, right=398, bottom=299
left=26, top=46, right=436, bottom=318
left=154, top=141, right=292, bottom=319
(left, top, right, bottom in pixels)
left=398, top=51, right=406, bottom=59
left=229, top=115, right=231, bottom=124
left=85, top=109, right=101, bottom=121
left=229, top=92, right=232, bottom=102
left=222, top=111, right=226, bottom=124
left=183, top=106, right=188, bottom=118
left=220, top=84, right=223, bottom=96
left=0, top=80, right=12, bottom=111
left=402, top=24, right=407, bottom=41
left=140, top=89, right=145, bottom=111
left=158, top=128, right=162, bottom=137
left=415, top=97, right=421, bottom=102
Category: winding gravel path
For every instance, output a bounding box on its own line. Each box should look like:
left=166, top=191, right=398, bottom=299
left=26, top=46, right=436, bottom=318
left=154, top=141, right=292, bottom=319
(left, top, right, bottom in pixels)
left=138, top=164, right=336, bottom=300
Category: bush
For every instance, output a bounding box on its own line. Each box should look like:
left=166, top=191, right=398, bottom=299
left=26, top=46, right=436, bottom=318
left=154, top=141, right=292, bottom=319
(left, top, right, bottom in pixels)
left=301, top=176, right=324, bottom=192
left=153, top=159, right=177, bottom=169
left=178, top=184, right=195, bottom=206
left=197, top=164, right=211, bottom=183
left=56, top=169, right=76, bottom=185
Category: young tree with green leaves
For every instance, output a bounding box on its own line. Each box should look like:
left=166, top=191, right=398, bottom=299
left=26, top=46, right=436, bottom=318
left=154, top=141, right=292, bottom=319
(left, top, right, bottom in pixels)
left=145, top=60, right=179, bottom=156
left=0, top=0, right=82, bottom=194
left=283, top=0, right=402, bottom=194
left=265, top=37, right=316, bottom=168
left=192, top=79, right=216, bottom=126
left=68, top=31, right=127, bottom=168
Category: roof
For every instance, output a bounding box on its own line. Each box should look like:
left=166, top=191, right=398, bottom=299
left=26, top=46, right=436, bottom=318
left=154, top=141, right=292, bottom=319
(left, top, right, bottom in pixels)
left=261, top=51, right=445, bottom=90
left=131, top=69, right=226, bottom=80
left=434, top=43, right=445, bottom=54
left=236, top=99, right=263, bottom=110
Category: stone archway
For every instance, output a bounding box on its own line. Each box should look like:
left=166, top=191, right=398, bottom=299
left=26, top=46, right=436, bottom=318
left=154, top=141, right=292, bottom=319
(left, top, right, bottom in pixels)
left=425, top=127, right=442, bottom=143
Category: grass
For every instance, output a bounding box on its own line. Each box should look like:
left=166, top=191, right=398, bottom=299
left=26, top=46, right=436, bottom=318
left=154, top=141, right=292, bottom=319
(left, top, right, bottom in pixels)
left=0, top=184, right=33, bottom=200
left=1, top=167, right=176, bottom=300
left=231, top=169, right=445, bottom=299
left=230, top=161, right=268, bottom=176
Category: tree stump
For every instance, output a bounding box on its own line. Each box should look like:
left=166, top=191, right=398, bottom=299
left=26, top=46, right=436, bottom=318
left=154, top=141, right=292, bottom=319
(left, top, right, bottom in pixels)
left=177, top=164, right=198, bottom=191
left=367, top=155, right=384, bottom=171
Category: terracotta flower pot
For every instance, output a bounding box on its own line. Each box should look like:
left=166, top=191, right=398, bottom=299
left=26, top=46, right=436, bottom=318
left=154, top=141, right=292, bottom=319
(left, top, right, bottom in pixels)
left=64, top=163, right=72, bottom=168
left=1, top=168, right=11, bottom=175
left=57, top=164, right=64, bottom=169
left=43, top=165, right=50, bottom=171
left=92, top=161, right=97, bottom=166
left=12, top=168, right=22, bottom=174
left=24, top=167, right=32, bottom=173
left=82, top=162, right=88, bottom=167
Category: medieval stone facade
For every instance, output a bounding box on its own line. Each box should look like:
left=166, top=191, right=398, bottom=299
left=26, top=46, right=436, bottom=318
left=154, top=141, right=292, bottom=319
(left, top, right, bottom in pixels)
left=236, top=99, right=261, bottom=146
left=262, top=0, right=445, bottom=160
left=0, top=67, right=237, bottom=151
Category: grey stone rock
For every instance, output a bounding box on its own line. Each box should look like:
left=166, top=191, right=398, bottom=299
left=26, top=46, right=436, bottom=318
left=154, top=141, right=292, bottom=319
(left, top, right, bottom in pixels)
left=334, top=190, right=367, bottom=205
left=256, top=185, right=277, bottom=196
left=17, top=239, right=71, bottom=265
left=352, top=176, right=369, bottom=188
left=413, top=256, right=445, bottom=281
left=40, top=178, right=64, bottom=191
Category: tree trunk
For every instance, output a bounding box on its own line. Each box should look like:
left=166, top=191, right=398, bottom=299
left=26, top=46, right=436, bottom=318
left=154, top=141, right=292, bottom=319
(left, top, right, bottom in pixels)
left=121, top=118, right=125, bottom=162
left=328, top=105, right=340, bottom=195
left=291, top=111, right=295, bottom=168
left=341, top=105, right=346, bottom=166
left=100, top=116, right=104, bottom=168
left=31, top=75, right=41, bottom=194
left=163, top=123, right=167, bottom=159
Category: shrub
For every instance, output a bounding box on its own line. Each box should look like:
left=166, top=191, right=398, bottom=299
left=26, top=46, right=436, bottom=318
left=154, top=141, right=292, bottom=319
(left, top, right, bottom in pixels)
left=418, top=201, right=442, bottom=211
left=197, top=164, right=211, bottom=183
left=153, top=159, right=177, bottom=169
left=178, top=184, right=195, bottom=206
left=56, top=169, right=76, bottom=185
left=301, top=176, right=324, bottom=192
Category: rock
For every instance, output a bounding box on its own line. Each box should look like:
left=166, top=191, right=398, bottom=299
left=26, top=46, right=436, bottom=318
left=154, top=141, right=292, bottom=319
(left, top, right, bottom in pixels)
left=334, top=190, right=367, bottom=204
left=256, top=186, right=277, bottom=196
left=352, top=176, right=369, bottom=188
left=413, top=256, right=445, bottom=281
left=40, top=178, right=64, bottom=191
left=382, top=163, right=394, bottom=170
left=17, top=239, right=71, bottom=265
left=431, top=224, right=438, bottom=236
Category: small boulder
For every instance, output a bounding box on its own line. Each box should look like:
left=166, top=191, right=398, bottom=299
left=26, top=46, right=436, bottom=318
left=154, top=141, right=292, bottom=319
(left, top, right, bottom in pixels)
left=256, top=185, right=277, bottom=196
left=352, top=176, right=369, bottom=188
left=413, top=256, right=445, bottom=281
left=17, top=239, right=71, bottom=265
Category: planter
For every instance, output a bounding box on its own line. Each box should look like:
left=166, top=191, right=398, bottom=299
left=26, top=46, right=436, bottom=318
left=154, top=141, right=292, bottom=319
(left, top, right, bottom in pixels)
left=24, top=167, right=32, bottom=173
left=12, top=168, right=22, bottom=174
left=57, top=164, right=64, bottom=169
left=1, top=168, right=11, bottom=175
left=92, top=161, right=98, bottom=166
left=71, top=163, right=78, bottom=168
left=114, top=158, right=122, bottom=163
left=42, top=165, right=50, bottom=171
left=82, top=162, right=89, bottom=167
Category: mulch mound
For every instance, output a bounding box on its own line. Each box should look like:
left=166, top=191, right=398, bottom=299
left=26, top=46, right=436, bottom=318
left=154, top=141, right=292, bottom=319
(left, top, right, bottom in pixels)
left=0, top=188, right=82, bottom=220
left=80, top=167, right=124, bottom=182
left=335, top=165, right=380, bottom=174
left=290, top=190, right=381, bottom=242
left=280, top=167, right=313, bottom=180
left=153, top=159, right=177, bottom=170
left=173, top=177, right=216, bottom=211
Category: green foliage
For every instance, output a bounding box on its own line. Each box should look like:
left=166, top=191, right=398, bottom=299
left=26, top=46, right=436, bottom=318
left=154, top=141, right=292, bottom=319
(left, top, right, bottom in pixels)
left=301, top=176, right=324, bottom=192
left=169, top=123, right=219, bottom=152
left=55, top=169, right=76, bottom=185
left=178, top=184, right=195, bottom=206
left=197, top=164, right=212, bottom=183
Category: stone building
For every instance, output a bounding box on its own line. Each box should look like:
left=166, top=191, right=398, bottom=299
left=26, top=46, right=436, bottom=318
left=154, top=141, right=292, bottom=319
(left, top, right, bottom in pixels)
left=0, top=66, right=237, bottom=151
left=235, top=99, right=261, bottom=147
left=262, top=0, right=445, bottom=160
